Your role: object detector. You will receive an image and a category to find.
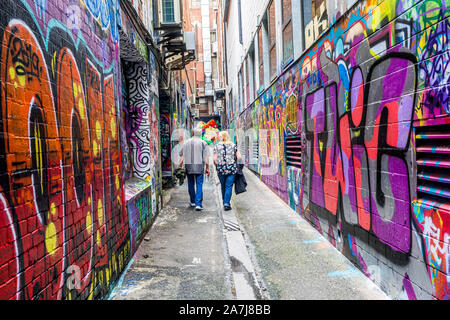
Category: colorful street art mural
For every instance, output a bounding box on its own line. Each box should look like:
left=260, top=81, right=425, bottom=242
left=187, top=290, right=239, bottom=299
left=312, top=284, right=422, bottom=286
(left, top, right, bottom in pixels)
left=0, top=0, right=160, bottom=300
left=234, top=0, right=450, bottom=299
left=125, top=178, right=156, bottom=254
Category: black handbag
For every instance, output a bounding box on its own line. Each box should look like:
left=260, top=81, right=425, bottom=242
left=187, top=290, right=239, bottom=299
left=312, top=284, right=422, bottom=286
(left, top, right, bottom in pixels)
left=234, top=164, right=247, bottom=195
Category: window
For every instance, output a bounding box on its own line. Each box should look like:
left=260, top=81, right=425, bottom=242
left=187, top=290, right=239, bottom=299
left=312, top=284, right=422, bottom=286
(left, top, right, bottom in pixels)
left=238, top=0, right=243, bottom=44
left=268, top=1, right=276, bottom=79
left=152, top=0, right=159, bottom=28
left=238, top=67, right=243, bottom=112
left=301, top=0, right=328, bottom=49
left=282, top=0, right=293, bottom=64
left=250, top=47, right=256, bottom=101
left=302, top=0, right=313, bottom=49
left=245, top=55, right=250, bottom=106
left=162, top=0, right=175, bottom=23
left=228, top=90, right=233, bottom=118
left=212, top=56, right=217, bottom=86
left=258, top=27, right=264, bottom=89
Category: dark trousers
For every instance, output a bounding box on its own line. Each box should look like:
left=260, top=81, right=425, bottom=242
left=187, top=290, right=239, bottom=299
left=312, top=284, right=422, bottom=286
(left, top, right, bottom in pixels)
left=187, top=174, right=204, bottom=207
left=218, top=174, right=236, bottom=207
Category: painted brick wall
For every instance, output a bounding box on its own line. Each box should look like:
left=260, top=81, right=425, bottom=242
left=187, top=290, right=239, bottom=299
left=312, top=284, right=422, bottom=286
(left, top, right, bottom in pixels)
left=0, top=0, right=160, bottom=300
left=234, top=0, right=450, bottom=299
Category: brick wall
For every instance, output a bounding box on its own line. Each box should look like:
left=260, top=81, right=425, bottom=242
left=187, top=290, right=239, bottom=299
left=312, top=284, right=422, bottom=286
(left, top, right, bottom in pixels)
left=0, top=0, right=160, bottom=300
left=233, top=0, right=450, bottom=299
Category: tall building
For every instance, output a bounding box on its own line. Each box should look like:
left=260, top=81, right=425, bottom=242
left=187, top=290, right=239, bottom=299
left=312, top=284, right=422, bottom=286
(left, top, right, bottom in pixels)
left=184, top=0, right=227, bottom=123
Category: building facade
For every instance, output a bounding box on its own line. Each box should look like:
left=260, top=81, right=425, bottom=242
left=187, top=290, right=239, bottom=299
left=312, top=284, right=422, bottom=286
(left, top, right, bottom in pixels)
left=223, top=0, right=450, bottom=299
left=184, top=0, right=227, bottom=122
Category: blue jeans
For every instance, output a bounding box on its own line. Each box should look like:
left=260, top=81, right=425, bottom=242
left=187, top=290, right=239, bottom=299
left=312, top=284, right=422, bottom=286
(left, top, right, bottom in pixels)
left=187, top=174, right=204, bottom=207
left=218, top=174, right=236, bottom=207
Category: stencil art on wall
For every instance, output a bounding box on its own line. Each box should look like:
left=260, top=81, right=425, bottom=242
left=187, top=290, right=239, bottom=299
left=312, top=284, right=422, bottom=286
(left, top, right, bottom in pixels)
left=124, top=62, right=155, bottom=181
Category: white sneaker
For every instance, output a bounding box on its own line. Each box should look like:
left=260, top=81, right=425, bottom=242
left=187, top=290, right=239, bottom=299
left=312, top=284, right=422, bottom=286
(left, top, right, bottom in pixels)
left=195, top=206, right=204, bottom=211
left=190, top=203, right=196, bottom=207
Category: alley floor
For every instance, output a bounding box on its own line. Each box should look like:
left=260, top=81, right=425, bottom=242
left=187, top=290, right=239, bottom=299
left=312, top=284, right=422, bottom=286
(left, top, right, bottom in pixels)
left=110, top=169, right=389, bottom=300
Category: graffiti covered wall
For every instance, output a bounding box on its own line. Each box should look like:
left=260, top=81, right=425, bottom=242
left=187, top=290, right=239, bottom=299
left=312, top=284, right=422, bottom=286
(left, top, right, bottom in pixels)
left=124, top=178, right=156, bottom=254
left=235, top=0, right=450, bottom=299
left=0, top=0, right=159, bottom=300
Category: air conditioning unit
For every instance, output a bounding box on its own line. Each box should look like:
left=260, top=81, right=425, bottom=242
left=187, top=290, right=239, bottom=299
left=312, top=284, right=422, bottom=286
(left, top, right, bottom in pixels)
left=185, top=32, right=196, bottom=52
left=192, top=109, right=200, bottom=118
left=190, top=94, right=196, bottom=106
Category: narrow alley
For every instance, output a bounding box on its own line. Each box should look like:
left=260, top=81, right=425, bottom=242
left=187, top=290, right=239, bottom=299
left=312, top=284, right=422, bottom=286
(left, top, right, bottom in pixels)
left=110, top=167, right=388, bottom=300
left=0, top=0, right=448, bottom=305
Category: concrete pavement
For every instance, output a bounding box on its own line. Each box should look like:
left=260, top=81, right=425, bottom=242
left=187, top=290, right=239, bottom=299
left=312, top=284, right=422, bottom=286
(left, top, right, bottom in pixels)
left=110, top=168, right=389, bottom=300
left=231, top=168, right=389, bottom=300
left=110, top=177, right=233, bottom=300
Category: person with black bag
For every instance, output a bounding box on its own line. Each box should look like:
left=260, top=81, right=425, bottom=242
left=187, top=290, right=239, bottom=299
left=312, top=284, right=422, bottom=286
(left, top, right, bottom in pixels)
left=213, top=131, right=242, bottom=211
left=234, top=163, right=247, bottom=195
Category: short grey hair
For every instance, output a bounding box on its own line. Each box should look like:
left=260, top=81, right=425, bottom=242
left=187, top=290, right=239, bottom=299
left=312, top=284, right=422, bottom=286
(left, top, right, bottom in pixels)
left=194, top=127, right=203, bottom=137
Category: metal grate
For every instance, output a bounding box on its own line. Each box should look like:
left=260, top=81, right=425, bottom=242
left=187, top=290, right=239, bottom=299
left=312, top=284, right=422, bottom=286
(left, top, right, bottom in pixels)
left=251, top=139, right=259, bottom=171
left=286, top=134, right=302, bottom=169
left=416, top=123, right=450, bottom=212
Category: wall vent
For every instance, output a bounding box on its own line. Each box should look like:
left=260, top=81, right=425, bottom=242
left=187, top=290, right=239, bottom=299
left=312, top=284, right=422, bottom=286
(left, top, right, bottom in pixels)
left=416, top=123, right=450, bottom=212
left=250, top=139, right=259, bottom=171
left=286, top=134, right=302, bottom=169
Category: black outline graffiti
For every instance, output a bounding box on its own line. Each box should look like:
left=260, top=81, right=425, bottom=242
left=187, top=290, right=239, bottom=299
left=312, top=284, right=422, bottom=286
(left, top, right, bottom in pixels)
left=302, top=51, right=418, bottom=263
